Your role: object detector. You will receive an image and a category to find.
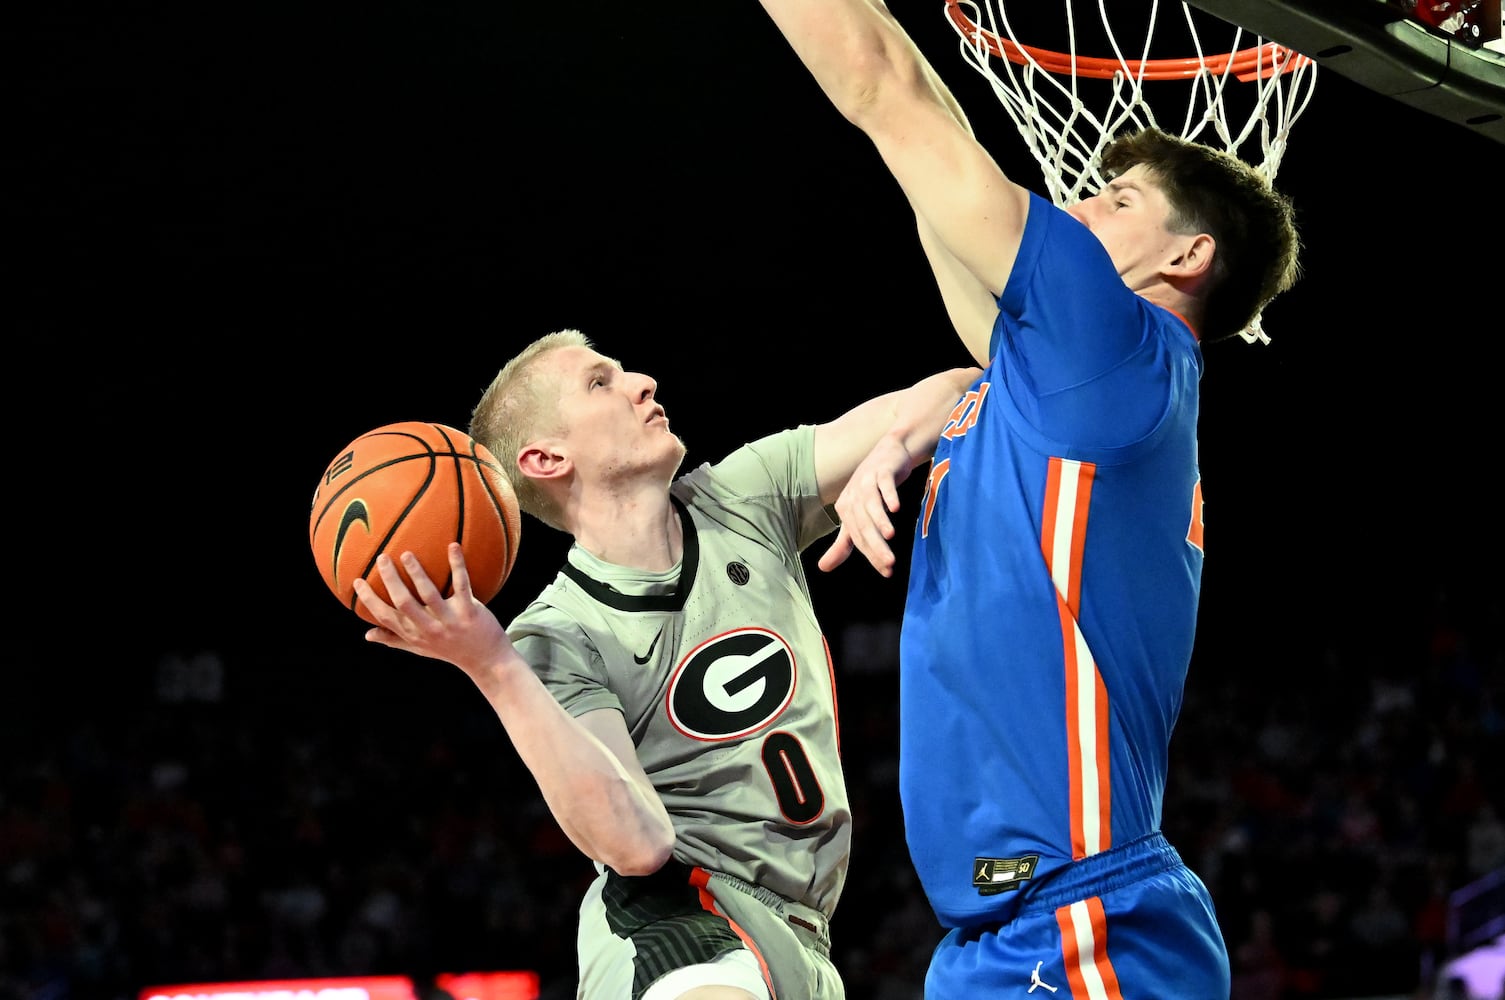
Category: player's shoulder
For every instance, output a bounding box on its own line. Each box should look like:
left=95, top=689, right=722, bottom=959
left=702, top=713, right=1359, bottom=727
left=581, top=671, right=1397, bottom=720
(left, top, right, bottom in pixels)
left=677, top=426, right=812, bottom=500
left=507, top=582, right=589, bottom=641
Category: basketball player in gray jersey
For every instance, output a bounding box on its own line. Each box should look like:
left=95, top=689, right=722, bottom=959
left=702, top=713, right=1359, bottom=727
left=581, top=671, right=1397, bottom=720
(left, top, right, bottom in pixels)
left=353, top=329, right=978, bottom=1000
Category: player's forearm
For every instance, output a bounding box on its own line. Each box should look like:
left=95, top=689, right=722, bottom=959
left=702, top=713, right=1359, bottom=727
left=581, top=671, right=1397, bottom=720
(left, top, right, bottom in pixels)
left=755, top=0, right=972, bottom=135
left=816, top=365, right=980, bottom=502
left=469, top=657, right=675, bottom=873
left=756, top=0, right=931, bottom=130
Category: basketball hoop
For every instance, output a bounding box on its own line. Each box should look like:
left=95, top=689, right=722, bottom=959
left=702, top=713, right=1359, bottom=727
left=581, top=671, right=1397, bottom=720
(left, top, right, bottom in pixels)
left=943, top=0, right=1319, bottom=343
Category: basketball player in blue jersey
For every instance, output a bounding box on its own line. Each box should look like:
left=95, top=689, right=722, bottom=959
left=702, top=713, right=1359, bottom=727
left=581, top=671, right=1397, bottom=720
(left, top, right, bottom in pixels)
left=746, top=1, right=1301, bottom=997
left=351, top=329, right=978, bottom=1000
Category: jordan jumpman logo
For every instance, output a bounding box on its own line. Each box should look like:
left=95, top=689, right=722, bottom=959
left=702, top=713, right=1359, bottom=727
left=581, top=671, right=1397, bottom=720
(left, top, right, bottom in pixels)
left=1028, top=960, right=1058, bottom=994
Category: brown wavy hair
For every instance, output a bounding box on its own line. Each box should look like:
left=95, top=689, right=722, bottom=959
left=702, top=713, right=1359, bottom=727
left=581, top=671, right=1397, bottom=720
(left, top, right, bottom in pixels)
left=1099, top=127, right=1301, bottom=342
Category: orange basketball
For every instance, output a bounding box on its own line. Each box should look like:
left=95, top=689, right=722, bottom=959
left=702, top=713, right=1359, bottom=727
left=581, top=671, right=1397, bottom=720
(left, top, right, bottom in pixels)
left=309, top=421, right=522, bottom=625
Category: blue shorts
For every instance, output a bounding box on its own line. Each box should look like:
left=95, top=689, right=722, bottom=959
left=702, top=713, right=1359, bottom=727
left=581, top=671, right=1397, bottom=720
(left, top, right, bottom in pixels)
left=926, top=832, right=1230, bottom=999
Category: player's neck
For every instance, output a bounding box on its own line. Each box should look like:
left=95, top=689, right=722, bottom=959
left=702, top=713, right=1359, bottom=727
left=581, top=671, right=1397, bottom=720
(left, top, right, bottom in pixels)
left=1139, top=284, right=1202, bottom=338
left=571, top=488, right=683, bottom=572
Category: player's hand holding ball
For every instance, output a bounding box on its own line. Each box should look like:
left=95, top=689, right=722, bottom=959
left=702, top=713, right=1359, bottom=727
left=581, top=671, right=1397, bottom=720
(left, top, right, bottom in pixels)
left=353, top=543, right=516, bottom=680
left=309, top=421, right=522, bottom=625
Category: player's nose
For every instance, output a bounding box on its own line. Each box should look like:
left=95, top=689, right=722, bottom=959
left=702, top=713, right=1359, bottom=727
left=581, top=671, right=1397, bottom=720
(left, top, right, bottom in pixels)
left=1066, top=197, right=1095, bottom=226
left=629, top=371, right=658, bottom=401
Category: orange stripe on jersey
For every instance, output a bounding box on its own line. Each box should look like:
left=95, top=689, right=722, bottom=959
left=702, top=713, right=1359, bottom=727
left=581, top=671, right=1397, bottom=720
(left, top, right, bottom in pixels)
left=689, top=866, right=777, bottom=998
left=1060, top=586, right=1087, bottom=858
left=1040, top=458, right=1093, bottom=613
left=822, top=634, right=839, bottom=754
left=1042, top=458, right=1111, bottom=859
left=1057, top=896, right=1124, bottom=999
left=1186, top=478, right=1205, bottom=552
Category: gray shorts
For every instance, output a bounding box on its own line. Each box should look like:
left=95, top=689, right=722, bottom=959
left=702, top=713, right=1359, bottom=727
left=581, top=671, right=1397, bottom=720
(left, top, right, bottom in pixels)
left=576, top=860, right=844, bottom=1000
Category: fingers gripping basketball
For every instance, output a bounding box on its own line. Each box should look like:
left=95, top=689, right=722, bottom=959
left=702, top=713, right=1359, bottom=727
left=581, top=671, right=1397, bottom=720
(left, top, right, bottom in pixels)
left=309, top=421, right=522, bottom=625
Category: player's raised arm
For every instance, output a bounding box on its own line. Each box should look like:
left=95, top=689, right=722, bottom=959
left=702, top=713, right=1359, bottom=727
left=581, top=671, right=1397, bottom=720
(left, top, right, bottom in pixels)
left=811, top=365, right=980, bottom=575
left=752, top=0, right=1030, bottom=364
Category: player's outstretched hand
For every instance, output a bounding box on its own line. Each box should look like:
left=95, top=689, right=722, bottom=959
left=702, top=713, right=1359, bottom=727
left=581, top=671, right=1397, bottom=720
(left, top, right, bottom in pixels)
left=818, top=434, right=920, bottom=578
left=353, top=542, right=513, bottom=677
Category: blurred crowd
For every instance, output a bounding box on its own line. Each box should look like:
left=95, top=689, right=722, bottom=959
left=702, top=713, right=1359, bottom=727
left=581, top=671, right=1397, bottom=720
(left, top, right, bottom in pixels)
left=2, top=582, right=1499, bottom=1000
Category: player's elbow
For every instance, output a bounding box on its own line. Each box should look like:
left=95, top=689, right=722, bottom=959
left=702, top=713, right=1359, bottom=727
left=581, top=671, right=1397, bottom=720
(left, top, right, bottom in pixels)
left=591, top=781, right=677, bottom=876
left=600, top=826, right=676, bottom=877
left=828, top=29, right=925, bottom=130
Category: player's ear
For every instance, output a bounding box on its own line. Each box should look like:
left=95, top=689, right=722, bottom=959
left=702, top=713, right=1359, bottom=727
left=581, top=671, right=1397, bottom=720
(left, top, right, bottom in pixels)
left=518, top=439, right=570, bottom=482
left=1167, top=233, right=1215, bottom=279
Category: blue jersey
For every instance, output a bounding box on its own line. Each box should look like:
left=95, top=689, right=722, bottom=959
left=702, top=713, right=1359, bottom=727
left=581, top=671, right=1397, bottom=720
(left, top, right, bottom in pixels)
left=900, top=192, right=1207, bottom=931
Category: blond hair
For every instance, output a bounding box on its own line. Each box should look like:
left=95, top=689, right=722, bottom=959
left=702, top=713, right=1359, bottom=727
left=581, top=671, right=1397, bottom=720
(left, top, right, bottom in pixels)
left=469, top=329, right=593, bottom=532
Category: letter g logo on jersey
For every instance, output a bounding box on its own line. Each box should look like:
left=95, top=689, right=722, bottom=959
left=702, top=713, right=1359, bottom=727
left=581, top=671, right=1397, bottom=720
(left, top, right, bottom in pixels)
left=666, top=627, right=797, bottom=741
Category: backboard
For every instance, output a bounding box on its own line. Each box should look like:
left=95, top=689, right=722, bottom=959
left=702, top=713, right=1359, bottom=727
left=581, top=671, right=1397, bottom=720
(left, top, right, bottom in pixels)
left=1187, top=0, right=1505, bottom=143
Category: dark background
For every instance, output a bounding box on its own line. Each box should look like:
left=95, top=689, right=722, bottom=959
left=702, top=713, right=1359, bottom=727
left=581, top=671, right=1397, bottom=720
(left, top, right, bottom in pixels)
left=18, top=0, right=1503, bottom=689
left=10, top=1, right=1504, bottom=996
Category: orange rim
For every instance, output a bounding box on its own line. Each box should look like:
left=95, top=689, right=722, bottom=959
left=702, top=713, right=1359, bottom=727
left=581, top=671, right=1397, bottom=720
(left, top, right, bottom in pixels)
left=944, top=1, right=1310, bottom=81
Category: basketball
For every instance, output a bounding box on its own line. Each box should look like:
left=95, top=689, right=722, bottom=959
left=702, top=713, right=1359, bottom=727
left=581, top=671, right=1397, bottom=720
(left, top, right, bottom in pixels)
left=309, top=421, right=522, bottom=625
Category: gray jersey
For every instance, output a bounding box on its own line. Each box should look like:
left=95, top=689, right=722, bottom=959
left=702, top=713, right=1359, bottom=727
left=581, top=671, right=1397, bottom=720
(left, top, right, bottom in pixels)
left=509, top=426, right=851, bottom=919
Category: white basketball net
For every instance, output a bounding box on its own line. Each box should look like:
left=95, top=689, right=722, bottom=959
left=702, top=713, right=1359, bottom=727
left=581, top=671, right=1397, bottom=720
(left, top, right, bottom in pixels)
left=944, top=0, right=1320, bottom=343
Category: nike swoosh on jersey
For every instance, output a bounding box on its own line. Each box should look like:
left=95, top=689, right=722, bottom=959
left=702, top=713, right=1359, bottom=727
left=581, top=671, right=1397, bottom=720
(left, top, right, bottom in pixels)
left=633, top=626, right=664, bottom=664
